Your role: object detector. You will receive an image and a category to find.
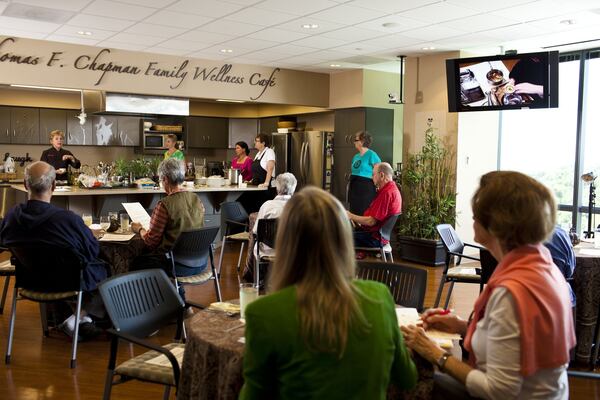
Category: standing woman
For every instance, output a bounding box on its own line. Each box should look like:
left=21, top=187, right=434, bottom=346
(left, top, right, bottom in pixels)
left=240, top=187, right=417, bottom=399
left=163, top=134, right=184, bottom=161
left=238, top=134, right=276, bottom=214
left=40, top=130, right=81, bottom=182
left=348, top=131, right=381, bottom=215
left=231, top=141, right=253, bottom=182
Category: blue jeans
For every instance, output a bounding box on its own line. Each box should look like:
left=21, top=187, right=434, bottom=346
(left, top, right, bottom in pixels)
left=353, top=231, right=381, bottom=248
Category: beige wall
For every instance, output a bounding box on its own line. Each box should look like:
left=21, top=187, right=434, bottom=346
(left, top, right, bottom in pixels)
left=329, top=70, right=363, bottom=109
left=0, top=36, right=329, bottom=107
left=402, top=52, right=459, bottom=161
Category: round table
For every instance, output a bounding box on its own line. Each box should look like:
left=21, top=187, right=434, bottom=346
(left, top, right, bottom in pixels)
left=177, top=308, right=434, bottom=400
left=572, top=241, right=600, bottom=364
left=99, top=235, right=146, bottom=276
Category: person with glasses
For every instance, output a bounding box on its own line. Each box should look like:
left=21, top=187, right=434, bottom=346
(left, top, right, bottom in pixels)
left=238, top=134, right=276, bottom=214
left=349, top=131, right=381, bottom=215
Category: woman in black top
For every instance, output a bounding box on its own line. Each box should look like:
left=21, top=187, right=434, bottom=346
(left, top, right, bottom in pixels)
left=40, top=130, right=81, bottom=182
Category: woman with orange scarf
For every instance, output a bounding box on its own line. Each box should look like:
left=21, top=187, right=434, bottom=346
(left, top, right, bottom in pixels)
left=401, top=171, right=575, bottom=400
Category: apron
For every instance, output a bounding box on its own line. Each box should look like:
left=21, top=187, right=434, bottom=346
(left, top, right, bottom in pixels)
left=251, top=150, right=268, bottom=186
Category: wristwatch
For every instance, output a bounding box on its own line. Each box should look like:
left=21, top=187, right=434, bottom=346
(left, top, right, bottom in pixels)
left=436, top=352, right=452, bottom=371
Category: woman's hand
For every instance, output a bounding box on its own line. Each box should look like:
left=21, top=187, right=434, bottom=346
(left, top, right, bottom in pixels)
left=401, top=325, right=445, bottom=364
left=258, top=183, right=268, bottom=188
left=56, top=168, right=67, bottom=175
left=131, top=222, right=143, bottom=234
left=420, top=308, right=468, bottom=336
left=62, top=154, right=74, bottom=161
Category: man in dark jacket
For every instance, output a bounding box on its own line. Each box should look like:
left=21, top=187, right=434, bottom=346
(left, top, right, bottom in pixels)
left=0, top=161, right=107, bottom=338
left=544, top=226, right=576, bottom=306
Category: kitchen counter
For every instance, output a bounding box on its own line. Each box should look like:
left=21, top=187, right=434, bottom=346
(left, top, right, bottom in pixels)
left=9, top=184, right=265, bottom=196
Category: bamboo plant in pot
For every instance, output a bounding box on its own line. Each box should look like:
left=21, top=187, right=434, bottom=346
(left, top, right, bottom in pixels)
left=397, top=118, right=456, bottom=266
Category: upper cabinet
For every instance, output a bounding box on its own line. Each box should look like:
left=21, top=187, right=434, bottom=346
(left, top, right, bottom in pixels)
left=187, top=116, right=228, bottom=149
left=0, top=107, right=10, bottom=144
left=39, top=109, right=66, bottom=146
left=115, top=116, right=140, bottom=146
left=66, top=110, right=93, bottom=145
left=10, top=107, right=40, bottom=144
left=229, top=118, right=258, bottom=149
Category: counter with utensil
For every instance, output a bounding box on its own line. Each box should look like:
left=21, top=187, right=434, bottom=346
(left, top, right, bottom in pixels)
left=9, top=184, right=266, bottom=221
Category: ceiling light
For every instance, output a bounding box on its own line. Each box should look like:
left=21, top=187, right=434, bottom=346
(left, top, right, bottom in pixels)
left=560, top=19, right=575, bottom=25
left=220, top=49, right=233, bottom=53
left=77, top=30, right=92, bottom=36
left=301, top=23, right=319, bottom=29
left=329, top=64, right=341, bottom=67
left=10, top=84, right=80, bottom=92
left=422, top=46, right=436, bottom=50
left=382, top=22, right=400, bottom=28
left=216, top=99, right=245, bottom=103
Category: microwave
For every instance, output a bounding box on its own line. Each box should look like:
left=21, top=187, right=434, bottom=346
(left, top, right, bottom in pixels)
left=143, top=134, right=168, bottom=149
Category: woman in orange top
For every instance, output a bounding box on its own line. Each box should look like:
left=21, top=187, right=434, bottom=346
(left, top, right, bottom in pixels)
left=402, top=171, right=575, bottom=400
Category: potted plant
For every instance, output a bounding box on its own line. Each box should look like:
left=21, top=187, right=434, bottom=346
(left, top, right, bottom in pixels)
left=397, top=118, right=456, bottom=266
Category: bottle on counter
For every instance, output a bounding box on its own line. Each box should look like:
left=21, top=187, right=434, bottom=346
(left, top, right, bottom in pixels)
left=238, top=174, right=243, bottom=187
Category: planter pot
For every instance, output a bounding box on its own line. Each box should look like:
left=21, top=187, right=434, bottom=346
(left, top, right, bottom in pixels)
left=397, top=236, right=446, bottom=267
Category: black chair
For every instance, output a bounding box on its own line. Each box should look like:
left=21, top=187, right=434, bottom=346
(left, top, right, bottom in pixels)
left=434, top=224, right=497, bottom=308
left=217, top=201, right=250, bottom=280
left=5, top=245, right=86, bottom=368
left=255, top=218, right=278, bottom=286
left=98, top=269, right=185, bottom=400
left=166, top=226, right=222, bottom=306
left=355, top=213, right=401, bottom=262
left=0, top=245, right=15, bottom=315
left=357, top=261, right=428, bottom=312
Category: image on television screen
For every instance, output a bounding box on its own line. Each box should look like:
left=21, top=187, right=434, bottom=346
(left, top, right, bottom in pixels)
left=457, top=54, right=548, bottom=110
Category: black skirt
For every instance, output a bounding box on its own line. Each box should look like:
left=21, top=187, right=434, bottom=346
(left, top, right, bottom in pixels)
left=348, top=175, right=376, bottom=215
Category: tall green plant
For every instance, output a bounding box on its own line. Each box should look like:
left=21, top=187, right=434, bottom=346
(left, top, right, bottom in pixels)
left=397, top=120, right=456, bottom=240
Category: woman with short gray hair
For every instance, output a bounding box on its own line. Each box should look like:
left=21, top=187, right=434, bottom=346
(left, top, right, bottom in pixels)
left=274, top=172, right=297, bottom=196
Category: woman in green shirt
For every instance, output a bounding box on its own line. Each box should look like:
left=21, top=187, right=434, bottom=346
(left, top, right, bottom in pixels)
left=349, top=131, right=381, bottom=215
left=163, top=134, right=184, bottom=160
left=240, top=187, right=417, bottom=400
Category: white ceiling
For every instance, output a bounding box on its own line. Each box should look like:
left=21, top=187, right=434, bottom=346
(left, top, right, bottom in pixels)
left=0, top=0, right=599, bottom=73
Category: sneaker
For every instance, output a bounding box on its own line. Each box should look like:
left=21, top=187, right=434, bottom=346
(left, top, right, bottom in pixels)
left=355, top=251, right=367, bottom=260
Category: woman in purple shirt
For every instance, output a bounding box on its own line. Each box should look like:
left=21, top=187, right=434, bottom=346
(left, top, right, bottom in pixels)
left=232, top=141, right=253, bottom=182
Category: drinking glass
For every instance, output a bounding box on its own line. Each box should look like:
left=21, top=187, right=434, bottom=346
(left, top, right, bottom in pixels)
left=82, top=213, right=93, bottom=227
left=100, top=216, right=110, bottom=231
left=239, top=283, right=259, bottom=319
left=120, top=214, right=130, bottom=233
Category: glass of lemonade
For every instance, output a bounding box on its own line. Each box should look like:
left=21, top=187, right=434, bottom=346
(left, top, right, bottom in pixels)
left=82, top=213, right=93, bottom=227
left=239, top=283, right=259, bottom=319
left=120, top=214, right=130, bottom=233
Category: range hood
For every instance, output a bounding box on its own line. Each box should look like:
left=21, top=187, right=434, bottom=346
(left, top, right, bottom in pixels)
left=83, top=91, right=189, bottom=116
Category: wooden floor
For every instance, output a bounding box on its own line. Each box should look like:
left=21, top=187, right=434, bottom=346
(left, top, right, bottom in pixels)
left=0, top=246, right=598, bottom=399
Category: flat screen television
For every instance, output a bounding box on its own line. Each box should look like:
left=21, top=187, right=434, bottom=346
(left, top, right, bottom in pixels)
left=446, top=51, right=559, bottom=112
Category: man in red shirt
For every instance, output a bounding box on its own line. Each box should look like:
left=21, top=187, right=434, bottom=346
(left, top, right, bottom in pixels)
left=347, top=162, right=401, bottom=248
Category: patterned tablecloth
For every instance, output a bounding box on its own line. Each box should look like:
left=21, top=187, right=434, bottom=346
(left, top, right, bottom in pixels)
left=572, top=241, right=600, bottom=364
left=177, top=308, right=434, bottom=400
left=99, top=235, right=146, bottom=276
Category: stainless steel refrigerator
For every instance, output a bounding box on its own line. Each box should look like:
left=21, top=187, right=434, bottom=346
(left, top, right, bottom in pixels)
left=271, top=131, right=334, bottom=191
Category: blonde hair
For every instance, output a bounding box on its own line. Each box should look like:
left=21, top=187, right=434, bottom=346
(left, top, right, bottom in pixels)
left=49, top=130, right=64, bottom=140
left=472, top=171, right=556, bottom=251
left=269, top=187, right=370, bottom=357
left=166, top=134, right=178, bottom=149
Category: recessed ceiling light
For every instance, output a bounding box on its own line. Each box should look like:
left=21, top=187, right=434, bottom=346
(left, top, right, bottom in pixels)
left=422, top=46, right=436, bottom=50
left=382, top=22, right=400, bottom=28
left=301, top=23, right=319, bottom=29
left=560, top=19, right=575, bottom=25
left=220, top=49, right=233, bottom=53
left=77, top=31, right=92, bottom=36
left=330, top=64, right=341, bottom=67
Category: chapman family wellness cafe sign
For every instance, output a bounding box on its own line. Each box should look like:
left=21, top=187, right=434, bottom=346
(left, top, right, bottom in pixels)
left=0, top=36, right=330, bottom=106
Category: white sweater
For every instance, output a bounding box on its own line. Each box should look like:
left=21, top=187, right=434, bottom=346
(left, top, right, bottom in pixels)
left=465, top=287, right=569, bottom=400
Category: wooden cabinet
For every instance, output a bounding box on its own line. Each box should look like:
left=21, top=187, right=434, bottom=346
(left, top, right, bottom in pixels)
left=334, top=108, right=366, bottom=148
left=39, top=109, right=66, bottom=145
left=259, top=117, right=278, bottom=136
left=187, top=117, right=228, bottom=148
left=0, top=107, right=10, bottom=144
left=116, top=116, right=140, bottom=146
left=332, top=146, right=357, bottom=207
left=228, top=118, right=258, bottom=148
left=66, top=110, right=93, bottom=145
left=11, top=107, right=39, bottom=144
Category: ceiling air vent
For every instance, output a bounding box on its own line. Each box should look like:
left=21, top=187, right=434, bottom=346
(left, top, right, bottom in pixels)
left=1, top=3, right=74, bottom=24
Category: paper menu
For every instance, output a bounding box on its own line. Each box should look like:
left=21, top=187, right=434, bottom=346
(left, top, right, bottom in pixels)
left=395, top=307, right=461, bottom=348
left=122, top=202, right=151, bottom=230
left=99, top=233, right=135, bottom=242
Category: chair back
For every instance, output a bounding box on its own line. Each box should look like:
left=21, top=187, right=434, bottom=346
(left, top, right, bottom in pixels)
left=99, top=269, right=184, bottom=338
left=436, top=224, right=465, bottom=255
left=479, top=248, right=498, bottom=284
left=221, top=201, right=249, bottom=235
left=257, top=218, right=278, bottom=249
left=380, top=213, right=401, bottom=243
left=357, top=261, right=427, bottom=312
left=170, top=227, right=220, bottom=268
left=10, top=245, right=84, bottom=292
